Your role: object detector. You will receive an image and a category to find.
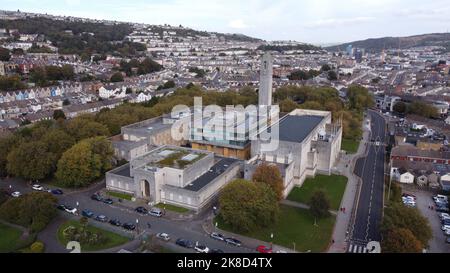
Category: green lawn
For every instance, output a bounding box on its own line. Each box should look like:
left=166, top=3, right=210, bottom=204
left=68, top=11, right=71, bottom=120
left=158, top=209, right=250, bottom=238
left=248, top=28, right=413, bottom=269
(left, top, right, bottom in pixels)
left=106, top=191, right=133, bottom=201
left=0, top=223, right=23, bottom=253
left=215, top=205, right=335, bottom=253
left=154, top=203, right=190, bottom=213
left=57, top=220, right=130, bottom=252
left=341, top=139, right=360, bottom=154
left=287, top=175, right=348, bottom=210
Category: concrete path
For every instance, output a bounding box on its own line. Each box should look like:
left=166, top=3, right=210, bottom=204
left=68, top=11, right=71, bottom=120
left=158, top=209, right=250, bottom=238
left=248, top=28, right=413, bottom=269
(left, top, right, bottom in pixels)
left=327, top=119, right=371, bottom=253
left=280, top=200, right=338, bottom=216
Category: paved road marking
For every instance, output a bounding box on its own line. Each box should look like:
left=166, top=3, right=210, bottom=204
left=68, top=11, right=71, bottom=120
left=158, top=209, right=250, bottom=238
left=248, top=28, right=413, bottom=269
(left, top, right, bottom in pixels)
left=348, top=243, right=369, bottom=253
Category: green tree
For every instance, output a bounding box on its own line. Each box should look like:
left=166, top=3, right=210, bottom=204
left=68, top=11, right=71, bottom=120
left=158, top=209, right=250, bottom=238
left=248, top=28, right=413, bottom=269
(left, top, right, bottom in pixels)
left=347, top=85, right=374, bottom=111
left=0, top=135, right=21, bottom=177
left=0, top=192, right=57, bottom=232
left=309, top=190, right=331, bottom=222
left=0, top=47, right=10, bottom=61
left=53, top=109, right=66, bottom=120
left=252, top=163, right=284, bottom=201
left=327, top=70, right=338, bottom=81
left=279, top=98, right=298, bottom=113
left=219, top=179, right=279, bottom=233
left=381, top=203, right=432, bottom=247
left=382, top=228, right=423, bottom=253
left=55, top=137, right=113, bottom=188
left=393, top=101, right=407, bottom=114
left=321, top=64, right=331, bottom=71
left=110, top=72, right=124, bottom=82
left=65, top=117, right=110, bottom=141
left=7, top=141, right=56, bottom=180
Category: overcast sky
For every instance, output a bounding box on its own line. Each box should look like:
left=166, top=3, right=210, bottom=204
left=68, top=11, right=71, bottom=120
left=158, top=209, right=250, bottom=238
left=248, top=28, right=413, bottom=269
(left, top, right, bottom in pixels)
left=3, top=0, right=450, bottom=44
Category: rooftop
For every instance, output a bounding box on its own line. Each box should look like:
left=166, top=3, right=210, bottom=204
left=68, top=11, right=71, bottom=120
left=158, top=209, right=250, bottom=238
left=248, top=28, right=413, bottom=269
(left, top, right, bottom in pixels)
left=183, top=157, right=239, bottom=192
left=278, top=115, right=324, bottom=143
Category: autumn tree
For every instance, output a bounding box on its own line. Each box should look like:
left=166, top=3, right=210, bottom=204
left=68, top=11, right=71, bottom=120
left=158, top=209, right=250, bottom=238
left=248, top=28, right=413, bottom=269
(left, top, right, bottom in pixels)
left=65, top=117, right=110, bottom=141
left=219, top=179, right=279, bottom=233
left=110, top=72, right=124, bottom=82
left=252, top=163, right=284, bottom=200
left=279, top=98, right=298, bottom=113
left=55, top=137, right=113, bottom=188
left=382, top=228, right=423, bottom=253
left=53, top=109, right=66, bottom=120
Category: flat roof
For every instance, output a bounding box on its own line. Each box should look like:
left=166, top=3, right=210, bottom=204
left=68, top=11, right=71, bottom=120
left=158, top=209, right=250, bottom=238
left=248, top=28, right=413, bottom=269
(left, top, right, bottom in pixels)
left=183, top=157, right=238, bottom=192
left=278, top=115, right=324, bottom=143
left=111, top=164, right=131, bottom=178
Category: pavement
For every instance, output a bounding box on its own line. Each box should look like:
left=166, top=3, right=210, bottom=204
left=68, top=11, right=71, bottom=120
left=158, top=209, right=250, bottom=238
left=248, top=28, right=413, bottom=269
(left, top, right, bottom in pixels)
left=327, top=117, right=371, bottom=253
left=350, top=110, right=386, bottom=250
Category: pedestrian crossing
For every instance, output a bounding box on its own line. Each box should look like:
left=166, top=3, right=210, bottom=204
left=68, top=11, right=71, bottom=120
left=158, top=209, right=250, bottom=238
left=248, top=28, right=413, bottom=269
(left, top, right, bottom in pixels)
left=347, top=243, right=370, bottom=253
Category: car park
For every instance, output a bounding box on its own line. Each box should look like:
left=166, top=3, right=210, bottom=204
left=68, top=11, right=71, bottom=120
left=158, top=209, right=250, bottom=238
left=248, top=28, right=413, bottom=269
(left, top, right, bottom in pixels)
left=156, top=233, right=171, bottom=241
left=109, top=219, right=122, bottom=227
left=95, top=215, right=108, bottom=222
left=256, top=245, right=273, bottom=253
left=224, top=238, right=242, bottom=247
left=194, top=244, right=210, bottom=253
left=135, top=207, right=148, bottom=214
left=210, top=232, right=225, bottom=241
left=149, top=208, right=163, bottom=217
left=176, top=238, right=194, bottom=249
left=81, top=209, right=94, bottom=218
left=32, top=184, right=44, bottom=191
left=122, top=223, right=136, bottom=231
left=11, top=191, right=21, bottom=198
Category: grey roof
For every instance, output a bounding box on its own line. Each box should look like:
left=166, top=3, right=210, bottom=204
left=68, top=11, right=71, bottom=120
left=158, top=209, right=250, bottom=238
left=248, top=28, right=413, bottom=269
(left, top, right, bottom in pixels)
left=110, top=164, right=132, bottom=178
left=184, top=157, right=238, bottom=192
left=278, top=115, right=324, bottom=143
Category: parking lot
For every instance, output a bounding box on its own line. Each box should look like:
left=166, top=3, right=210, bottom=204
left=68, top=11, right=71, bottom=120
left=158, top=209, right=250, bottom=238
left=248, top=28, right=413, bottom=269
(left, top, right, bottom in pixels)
left=402, top=187, right=450, bottom=253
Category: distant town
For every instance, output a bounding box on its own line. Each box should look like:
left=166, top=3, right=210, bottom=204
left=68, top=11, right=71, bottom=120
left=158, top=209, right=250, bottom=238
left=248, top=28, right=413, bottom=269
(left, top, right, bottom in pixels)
left=0, top=8, right=449, bottom=256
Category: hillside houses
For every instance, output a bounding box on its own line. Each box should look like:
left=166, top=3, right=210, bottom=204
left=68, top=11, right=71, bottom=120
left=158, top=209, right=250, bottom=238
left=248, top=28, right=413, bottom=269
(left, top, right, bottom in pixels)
left=0, top=84, right=82, bottom=103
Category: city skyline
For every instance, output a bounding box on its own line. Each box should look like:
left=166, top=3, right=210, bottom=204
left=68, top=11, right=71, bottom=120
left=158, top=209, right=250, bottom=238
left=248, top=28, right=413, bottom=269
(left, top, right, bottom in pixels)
left=2, top=0, right=450, bottom=45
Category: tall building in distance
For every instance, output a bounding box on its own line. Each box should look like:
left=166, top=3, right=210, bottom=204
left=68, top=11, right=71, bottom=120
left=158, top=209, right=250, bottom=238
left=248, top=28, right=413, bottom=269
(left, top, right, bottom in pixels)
left=346, top=44, right=353, bottom=56
left=259, top=52, right=273, bottom=107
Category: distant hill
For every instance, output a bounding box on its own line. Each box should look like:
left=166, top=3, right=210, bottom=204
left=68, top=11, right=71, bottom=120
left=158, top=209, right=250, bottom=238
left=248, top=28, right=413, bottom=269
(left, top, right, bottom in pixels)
left=257, top=43, right=321, bottom=52
left=326, top=33, right=450, bottom=53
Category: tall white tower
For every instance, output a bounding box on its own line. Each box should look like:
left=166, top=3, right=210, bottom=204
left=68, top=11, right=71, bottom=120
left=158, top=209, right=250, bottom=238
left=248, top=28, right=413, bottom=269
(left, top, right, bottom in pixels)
left=259, top=52, right=273, bottom=107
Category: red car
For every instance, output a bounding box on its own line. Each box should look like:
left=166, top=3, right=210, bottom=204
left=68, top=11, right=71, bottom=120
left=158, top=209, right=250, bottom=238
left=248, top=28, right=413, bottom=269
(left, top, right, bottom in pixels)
left=256, top=245, right=273, bottom=253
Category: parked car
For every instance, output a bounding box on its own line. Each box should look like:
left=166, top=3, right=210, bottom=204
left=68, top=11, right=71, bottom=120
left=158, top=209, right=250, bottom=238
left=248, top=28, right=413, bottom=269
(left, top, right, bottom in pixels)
left=11, top=191, right=21, bottom=198
left=256, top=245, right=273, bottom=253
left=436, top=206, right=449, bottom=213
left=156, top=233, right=171, bottom=241
left=64, top=206, right=78, bottom=215
left=439, top=213, right=450, bottom=220
left=95, top=215, right=108, bottom=223
left=51, top=189, right=64, bottom=195
left=441, top=225, right=450, bottom=231
left=103, top=198, right=114, bottom=205
left=444, top=229, right=450, bottom=236
left=149, top=208, right=163, bottom=217
left=434, top=195, right=448, bottom=203
left=122, top=223, right=136, bottom=231
left=209, top=248, right=224, bottom=253
left=91, top=194, right=103, bottom=201
left=225, top=238, right=242, bottom=247
left=210, top=232, right=225, bottom=241
left=176, top=238, right=194, bottom=249
left=135, top=207, right=148, bottom=214
left=195, top=244, right=210, bottom=253
left=109, top=219, right=122, bottom=227
left=32, top=184, right=44, bottom=191
left=447, top=237, right=450, bottom=244
left=81, top=209, right=94, bottom=218
left=57, top=204, right=67, bottom=211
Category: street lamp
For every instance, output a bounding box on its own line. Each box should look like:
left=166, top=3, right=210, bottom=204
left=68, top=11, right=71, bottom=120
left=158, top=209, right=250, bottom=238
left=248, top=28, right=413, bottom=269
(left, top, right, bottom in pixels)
left=270, top=233, right=274, bottom=249
left=215, top=222, right=218, bottom=232
left=136, top=218, right=139, bottom=235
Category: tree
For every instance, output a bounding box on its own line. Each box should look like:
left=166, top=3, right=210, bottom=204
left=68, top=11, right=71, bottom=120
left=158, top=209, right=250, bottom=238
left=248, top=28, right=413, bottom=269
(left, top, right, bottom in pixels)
left=65, top=117, right=110, bottom=141
left=327, top=71, right=338, bottom=81
left=382, top=228, right=423, bottom=253
left=0, top=135, right=21, bottom=177
left=381, top=203, right=432, bottom=247
left=110, top=72, right=124, bottom=82
left=252, top=163, right=284, bottom=200
left=55, top=137, right=113, bottom=188
left=279, top=99, right=298, bottom=113
left=7, top=141, right=56, bottom=181
left=347, top=85, right=374, bottom=111
left=393, top=101, right=407, bottom=114
left=53, top=109, right=66, bottom=120
left=321, top=64, right=331, bottom=71
left=309, top=190, right=331, bottom=223
left=219, top=179, right=279, bottom=233
left=0, top=192, right=57, bottom=232
left=0, top=47, right=11, bottom=61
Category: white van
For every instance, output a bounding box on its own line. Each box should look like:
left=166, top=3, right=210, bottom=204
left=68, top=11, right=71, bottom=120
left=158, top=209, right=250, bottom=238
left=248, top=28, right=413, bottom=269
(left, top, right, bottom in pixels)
left=149, top=208, right=163, bottom=217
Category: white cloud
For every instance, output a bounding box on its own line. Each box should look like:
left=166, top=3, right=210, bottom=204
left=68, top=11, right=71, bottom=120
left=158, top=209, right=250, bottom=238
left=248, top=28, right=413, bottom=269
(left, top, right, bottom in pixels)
left=228, top=19, right=249, bottom=29
left=304, top=17, right=375, bottom=28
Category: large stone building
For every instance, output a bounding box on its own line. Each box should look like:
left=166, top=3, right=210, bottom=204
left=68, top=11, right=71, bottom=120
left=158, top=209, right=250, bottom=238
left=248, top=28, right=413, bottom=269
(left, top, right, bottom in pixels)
left=106, top=146, right=240, bottom=212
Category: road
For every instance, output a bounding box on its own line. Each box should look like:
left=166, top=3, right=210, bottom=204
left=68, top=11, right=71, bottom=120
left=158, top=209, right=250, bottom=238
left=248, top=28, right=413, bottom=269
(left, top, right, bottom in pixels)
left=0, top=179, right=255, bottom=253
left=349, top=110, right=386, bottom=251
